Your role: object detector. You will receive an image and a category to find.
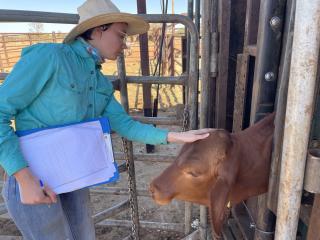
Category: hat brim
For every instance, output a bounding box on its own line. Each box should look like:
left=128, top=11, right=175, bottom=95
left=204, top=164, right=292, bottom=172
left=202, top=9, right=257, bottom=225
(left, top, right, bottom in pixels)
left=63, top=13, right=149, bottom=43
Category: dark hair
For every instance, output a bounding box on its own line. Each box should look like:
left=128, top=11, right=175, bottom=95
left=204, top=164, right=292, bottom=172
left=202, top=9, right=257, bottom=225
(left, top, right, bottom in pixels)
left=79, top=23, right=112, bottom=40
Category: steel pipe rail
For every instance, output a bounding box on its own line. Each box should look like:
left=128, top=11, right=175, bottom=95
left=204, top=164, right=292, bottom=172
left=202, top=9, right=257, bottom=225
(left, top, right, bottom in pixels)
left=93, top=199, right=130, bottom=224
left=107, top=75, right=187, bottom=85
left=131, top=116, right=182, bottom=125
left=90, top=187, right=149, bottom=197
left=97, top=219, right=185, bottom=232
left=114, top=152, right=176, bottom=163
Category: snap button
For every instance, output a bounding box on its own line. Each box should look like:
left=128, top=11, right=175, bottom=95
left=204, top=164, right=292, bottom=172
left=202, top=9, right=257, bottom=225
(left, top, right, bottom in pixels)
left=89, top=86, right=93, bottom=90
left=70, top=83, right=75, bottom=88
left=88, top=103, right=93, bottom=108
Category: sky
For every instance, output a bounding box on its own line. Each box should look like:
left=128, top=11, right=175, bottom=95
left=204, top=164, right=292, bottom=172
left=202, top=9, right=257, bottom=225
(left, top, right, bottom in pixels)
left=0, top=0, right=188, bottom=33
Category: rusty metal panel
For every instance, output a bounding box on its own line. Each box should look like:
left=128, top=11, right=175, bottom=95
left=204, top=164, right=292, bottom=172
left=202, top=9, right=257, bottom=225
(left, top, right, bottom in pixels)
left=233, top=54, right=249, bottom=132
left=244, top=0, right=260, bottom=47
left=215, top=0, right=231, bottom=129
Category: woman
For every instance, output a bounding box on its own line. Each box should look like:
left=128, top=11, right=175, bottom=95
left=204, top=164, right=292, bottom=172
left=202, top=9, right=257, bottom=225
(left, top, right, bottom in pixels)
left=0, top=0, right=209, bottom=239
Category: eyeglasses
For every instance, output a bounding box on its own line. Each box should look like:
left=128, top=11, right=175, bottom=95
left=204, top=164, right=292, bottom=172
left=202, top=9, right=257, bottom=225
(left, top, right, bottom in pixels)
left=117, top=30, right=128, bottom=45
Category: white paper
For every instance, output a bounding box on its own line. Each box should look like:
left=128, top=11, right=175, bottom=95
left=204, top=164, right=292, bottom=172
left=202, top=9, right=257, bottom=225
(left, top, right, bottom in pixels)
left=19, top=121, right=116, bottom=194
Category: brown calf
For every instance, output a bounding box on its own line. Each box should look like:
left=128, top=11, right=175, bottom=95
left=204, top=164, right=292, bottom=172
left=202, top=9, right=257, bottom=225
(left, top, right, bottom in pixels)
left=150, top=113, right=275, bottom=237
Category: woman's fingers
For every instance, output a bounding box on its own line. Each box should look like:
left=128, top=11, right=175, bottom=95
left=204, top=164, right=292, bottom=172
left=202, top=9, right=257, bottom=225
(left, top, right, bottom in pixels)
left=43, top=185, right=57, bottom=203
left=193, top=133, right=210, bottom=140
left=40, top=195, right=54, bottom=204
left=167, top=130, right=211, bottom=143
left=186, top=132, right=209, bottom=142
left=187, top=128, right=215, bottom=135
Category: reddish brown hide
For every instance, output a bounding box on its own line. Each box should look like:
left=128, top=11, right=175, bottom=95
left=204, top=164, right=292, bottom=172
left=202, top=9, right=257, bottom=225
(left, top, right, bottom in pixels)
left=150, top=113, right=275, bottom=236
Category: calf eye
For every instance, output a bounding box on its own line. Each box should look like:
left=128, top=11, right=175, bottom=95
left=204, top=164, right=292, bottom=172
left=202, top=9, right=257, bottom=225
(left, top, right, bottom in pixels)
left=186, top=171, right=200, bottom=177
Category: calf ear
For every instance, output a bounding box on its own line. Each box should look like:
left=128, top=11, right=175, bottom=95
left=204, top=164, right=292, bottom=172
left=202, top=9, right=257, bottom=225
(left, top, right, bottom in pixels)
left=209, top=137, right=238, bottom=236
left=209, top=177, right=232, bottom=237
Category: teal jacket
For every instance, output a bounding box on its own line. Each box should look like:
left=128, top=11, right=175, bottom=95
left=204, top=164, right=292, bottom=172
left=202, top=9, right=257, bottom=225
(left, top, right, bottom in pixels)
left=0, top=39, right=168, bottom=176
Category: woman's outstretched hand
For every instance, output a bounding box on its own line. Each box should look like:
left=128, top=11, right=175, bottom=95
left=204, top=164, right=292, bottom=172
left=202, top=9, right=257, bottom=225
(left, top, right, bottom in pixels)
left=167, top=129, right=213, bottom=143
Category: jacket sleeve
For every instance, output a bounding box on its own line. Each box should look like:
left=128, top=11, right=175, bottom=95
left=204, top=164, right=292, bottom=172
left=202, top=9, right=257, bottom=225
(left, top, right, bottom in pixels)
left=102, top=95, right=168, bottom=145
left=0, top=45, right=57, bottom=175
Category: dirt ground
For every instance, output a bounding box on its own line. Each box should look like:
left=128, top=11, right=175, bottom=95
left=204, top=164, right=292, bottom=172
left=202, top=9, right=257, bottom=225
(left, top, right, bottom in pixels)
left=0, top=108, right=202, bottom=240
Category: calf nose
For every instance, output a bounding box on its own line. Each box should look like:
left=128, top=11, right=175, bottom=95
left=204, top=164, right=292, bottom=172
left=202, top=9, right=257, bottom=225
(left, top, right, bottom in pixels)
left=149, top=182, right=158, bottom=195
left=149, top=180, right=174, bottom=205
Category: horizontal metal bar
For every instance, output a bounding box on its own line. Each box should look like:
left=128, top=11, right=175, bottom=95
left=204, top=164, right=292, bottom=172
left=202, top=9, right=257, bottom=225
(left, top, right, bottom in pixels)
left=132, top=116, right=182, bottom=125
left=90, top=186, right=150, bottom=197
left=107, top=75, right=186, bottom=85
left=127, top=76, right=187, bottom=85
left=181, top=229, right=200, bottom=240
left=114, top=152, right=176, bottom=163
left=0, top=10, right=79, bottom=23
left=0, top=73, right=120, bottom=90
left=97, top=219, right=184, bottom=232
left=122, top=235, right=131, bottom=240
left=93, top=199, right=130, bottom=224
left=0, top=11, right=197, bottom=38
left=0, top=236, right=22, bottom=240
left=0, top=72, right=185, bottom=87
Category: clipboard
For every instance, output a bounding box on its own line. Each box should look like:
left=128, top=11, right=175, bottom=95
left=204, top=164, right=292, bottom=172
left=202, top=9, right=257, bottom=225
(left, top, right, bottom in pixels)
left=16, top=117, right=119, bottom=194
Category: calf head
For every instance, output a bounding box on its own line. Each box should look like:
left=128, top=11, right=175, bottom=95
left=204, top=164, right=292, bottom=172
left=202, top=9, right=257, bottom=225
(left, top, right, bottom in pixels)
left=150, top=129, right=239, bottom=235
left=150, top=113, right=274, bottom=236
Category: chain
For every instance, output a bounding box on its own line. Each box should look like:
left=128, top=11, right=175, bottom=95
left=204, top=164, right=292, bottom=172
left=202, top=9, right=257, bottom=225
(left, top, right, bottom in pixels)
left=181, top=104, right=190, bottom=132
left=122, top=138, right=140, bottom=240
left=242, top=201, right=275, bottom=236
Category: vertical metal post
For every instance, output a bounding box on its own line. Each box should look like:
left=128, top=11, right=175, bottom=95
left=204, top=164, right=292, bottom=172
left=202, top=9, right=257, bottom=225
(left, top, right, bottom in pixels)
left=117, top=54, right=141, bottom=240
left=200, top=0, right=212, bottom=238
left=1, top=35, right=9, bottom=69
left=118, top=54, right=129, bottom=112
left=137, top=0, right=154, bottom=153
left=184, top=202, right=192, bottom=235
left=194, top=0, right=201, bottom=33
left=267, top=0, right=296, bottom=214
left=185, top=8, right=200, bottom=235
left=200, top=0, right=212, bottom=130
left=275, top=0, right=320, bottom=239
left=215, top=0, right=231, bottom=129
left=210, top=0, right=219, bottom=129
left=251, top=0, right=286, bottom=238
left=188, top=15, right=200, bottom=132
left=186, top=0, right=194, bottom=74
left=249, top=0, right=286, bottom=123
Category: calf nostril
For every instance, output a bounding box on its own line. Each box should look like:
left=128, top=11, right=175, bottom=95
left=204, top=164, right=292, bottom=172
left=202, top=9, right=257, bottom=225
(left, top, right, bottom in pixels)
left=149, top=185, right=154, bottom=194
left=149, top=182, right=158, bottom=194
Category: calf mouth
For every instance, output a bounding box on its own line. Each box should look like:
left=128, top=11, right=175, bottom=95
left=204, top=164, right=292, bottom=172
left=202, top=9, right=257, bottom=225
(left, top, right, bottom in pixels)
left=152, top=196, right=172, bottom=205
left=149, top=184, right=174, bottom=205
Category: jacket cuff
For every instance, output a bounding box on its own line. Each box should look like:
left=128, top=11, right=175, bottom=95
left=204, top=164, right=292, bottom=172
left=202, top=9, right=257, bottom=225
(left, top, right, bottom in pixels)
left=1, top=153, right=28, bottom=176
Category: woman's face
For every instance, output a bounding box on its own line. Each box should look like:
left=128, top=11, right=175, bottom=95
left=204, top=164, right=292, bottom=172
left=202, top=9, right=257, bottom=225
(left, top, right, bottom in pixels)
left=89, top=22, right=128, bottom=60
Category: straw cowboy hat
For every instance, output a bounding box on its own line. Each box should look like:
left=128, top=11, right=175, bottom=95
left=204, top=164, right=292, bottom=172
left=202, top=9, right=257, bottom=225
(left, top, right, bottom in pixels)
left=64, top=0, right=149, bottom=43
